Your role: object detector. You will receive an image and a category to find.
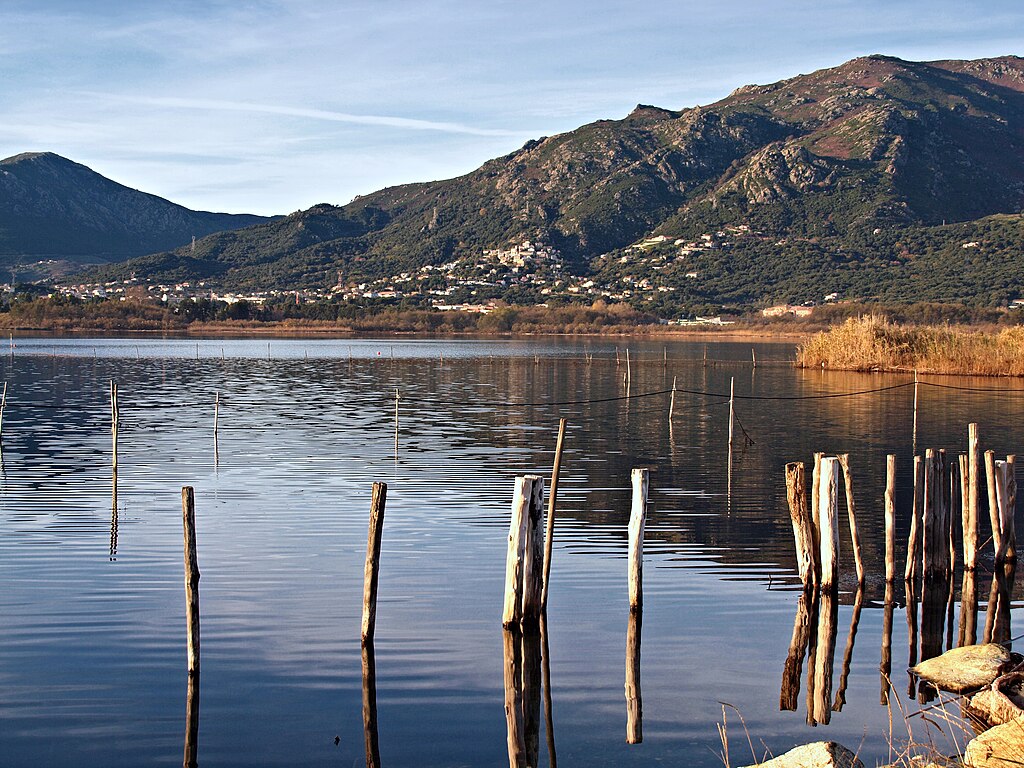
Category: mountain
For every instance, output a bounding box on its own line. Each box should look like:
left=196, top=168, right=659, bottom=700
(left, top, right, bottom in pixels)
left=80, top=55, right=1024, bottom=310
left=0, top=152, right=273, bottom=274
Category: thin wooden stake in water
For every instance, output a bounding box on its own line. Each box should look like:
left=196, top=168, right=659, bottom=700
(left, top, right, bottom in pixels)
left=213, top=392, right=219, bottom=436
left=727, top=377, right=735, bottom=497
left=818, top=457, right=841, bottom=592
left=751, top=348, right=757, bottom=368
left=110, top=380, right=119, bottom=474
left=0, top=381, right=7, bottom=447
left=541, top=418, right=567, bottom=612
left=394, top=388, right=400, bottom=454
left=885, top=455, right=896, bottom=582
left=628, top=468, right=649, bottom=611
left=625, top=348, right=631, bottom=386
left=986, top=450, right=1002, bottom=560
left=182, top=486, right=200, bottom=676
left=668, top=376, right=677, bottom=421
left=912, top=370, right=919, bottom=455
left=361, top=482, right=387, bottom=642
left=837, top=454, right=865, bottom=585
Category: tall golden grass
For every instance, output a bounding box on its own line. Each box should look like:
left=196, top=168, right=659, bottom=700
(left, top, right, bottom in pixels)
left=797, top=316, right=1024, bottom=376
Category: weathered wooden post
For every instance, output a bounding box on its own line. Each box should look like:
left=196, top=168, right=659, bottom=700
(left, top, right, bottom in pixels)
left=905, top=456, right=924, bottom=582
left=625, top=348, right=631, bottom=385
left=994, top=458, right=1017, bottom=565
left=727, top=378, right=735, bottom=497
left=912, top=370, right=919, bottom=455
left=817, top=457, right=841, bottom=592
left=628, top=468, right=649, bottom=611
left=837, top=454, right=864, bottom=585
left=625, top=608, right=642, bottom=744
left=393, top=388, right=400, bottom=454
left=0, top=381, right=7, bottom=446
left=182, top=487, right=200, bottom=676
left=922, top=450, right=942, bottom=579
left=503, top=476, right=545, bottom=627
left=785, top=462, right=816, bottom=587
left=885, top=455, right=896, bottom=582
left=986, top=450, right=1003, bottom=560
left=751, top=348, right=757, bottom=368
left=668, top=376, right=677, bottom=421
left=958, top=569, right=978, bottom=648
left=966, top=423, right=980, bottom=569
left=541, top=419, right=567, bottom=613
left=361, top=482, right=388, bottom=642
left=213, top=391, right=219, bottom=437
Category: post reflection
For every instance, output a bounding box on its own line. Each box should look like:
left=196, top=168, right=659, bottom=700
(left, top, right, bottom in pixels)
left=779, top=587, right=840, bottom=726
left=881, top=582, right=894, bottom=706
left=984, top=564, right=1015, bottom=647
left=917, top=576, right=949, bottom=703
left=832, top=587, right=863, bottom=713
left=810, top=590, right=838, bottom=726
left=626, top=608, right=642, bottom=744
left=109, top=470, right=118, bottom=561
left=362, top=640, right=381, bottom=768
left=502, top=624, right=549, bottom=768
left=183, top=673, right=199, bottom=768
left=780, top=588, right=813, bottom=712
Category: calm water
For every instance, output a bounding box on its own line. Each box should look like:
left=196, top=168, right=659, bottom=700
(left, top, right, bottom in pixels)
left=0, top=336, right=1021, bottom=767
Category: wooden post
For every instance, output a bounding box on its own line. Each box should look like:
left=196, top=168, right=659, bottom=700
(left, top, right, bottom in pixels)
left=811, top=452, right=823, bottom=583
left=182, top=487, right=200, bottom=676
left=751, top=348, right=756, bottom=368
left=521, top=476, right=546, bottom=627
left=905, top=455, right=923, bottom=582
left=727, top=377, right=735, bottom=497
left=818, top=457, right=841, bottom=592
left=986, top=450, right=1003, bottom=560
left=912, top=370, right=919, bottom=455
left=625, top=608, right=642, bottom=744
left=503, top=476, right=544, bottom=627
left=837, top=454, right=864, bottom=585
left=663, top=346, right=667, bottom=368
left=885, top=455, right=896, bottom=582
left=110, top=380, right=119, bottom=474
left=625, top=348, right=631, bottom=386
left=994, top=459, right=1017, bottom=565
left=615, top=347, right=620, bottom=366
left=922, top=449, right=941, bottom=579
left=628, top=468, right=648, bottom=611
left=213, top=392, right=219, bottom=436
left=785, top=462, right=816, bottom=587
left=959, top=568, right=978, bottom=648
left=967, top=423, right=980, bottom=570
left=0, top=381, right=7, bottom=447
left=703, top=345, right=707, bottom=368
left=393, top=388, right=400, bottom=454
left=541, top=419, right=567, bottom=612
left=361, top=482, right=388, bottom=642
left=668, top=376, right=677, bottom=421
left=1005, top=456, right=1016, bottom=563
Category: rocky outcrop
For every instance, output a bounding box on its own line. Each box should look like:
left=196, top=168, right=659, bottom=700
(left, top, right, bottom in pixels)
left=739, top=741, right=863, bottom=768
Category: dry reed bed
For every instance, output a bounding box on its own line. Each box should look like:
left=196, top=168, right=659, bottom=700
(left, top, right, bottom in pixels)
left=797, top=316, right=1024, bottom=376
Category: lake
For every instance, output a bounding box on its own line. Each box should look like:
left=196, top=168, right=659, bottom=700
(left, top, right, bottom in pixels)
left=0, top=336, right=1020, bottom=767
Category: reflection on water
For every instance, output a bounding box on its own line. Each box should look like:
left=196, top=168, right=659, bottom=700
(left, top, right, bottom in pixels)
left=0, top=337, right=1023, bottom=767
left=362, top=640, right=380, bottom=768
left=183, top=673, right=200, bottom=768
left=626, top=609, right=642, bottom=744
left=502, top=626, right=547, bottom=768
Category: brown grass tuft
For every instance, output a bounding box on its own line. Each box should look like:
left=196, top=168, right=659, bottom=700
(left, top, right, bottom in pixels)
left=796, top=316, right=1024, bottom=376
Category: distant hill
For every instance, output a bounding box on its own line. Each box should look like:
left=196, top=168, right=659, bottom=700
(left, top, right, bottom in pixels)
left=76, top=55, right=1024, bottom=310
left=0, top=152, right=273, bottom=274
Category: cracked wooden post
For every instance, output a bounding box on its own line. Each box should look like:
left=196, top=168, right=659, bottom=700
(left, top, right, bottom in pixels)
left=817, top=457, right=841, bottom=592
left=966, top=423, right=979, bottom=570
left=628, top=468, right=649, bottom=612
left=361, top=482, right=388, bottom=642
left=785, top=462, right=816, bottom=587
left=994, top=458, right=1017, bottom=565
left=182, top=486, right=200, bottom=676
left=503, top=475, right=544, bottom=628
left=885, top=455, right=896, bottom=582
left=986, top=450, right=1003, bottom=561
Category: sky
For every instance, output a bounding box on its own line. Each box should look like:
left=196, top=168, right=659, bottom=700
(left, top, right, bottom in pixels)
left=2, top=0, right=1023, bottom=216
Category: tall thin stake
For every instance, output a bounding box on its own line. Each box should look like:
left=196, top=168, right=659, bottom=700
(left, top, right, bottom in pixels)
left=668, top=376, right=677, bottom=421
left=541, top=419, right=567, bottom=612
left=628, top=468, right=649, bottom=611
left=912, top=370, right=919, bottom=455
left=727, top=377, right=735, bottom=497
left=966, top=423, right=979, bottom=569
left=394, top=388, right=400, bottom=454
left=110, top=380, right=119, bottom=474
left=837, top=454, right=865, bottom=585
left=213, top=392, right=219, bottom=436
left=885, top=455, right=896, bottom=582
left=182, top=486, right=201, bottom=676
left=0, top=381, right=7, bottom=447
left=361, top=482, right=388, bottom=642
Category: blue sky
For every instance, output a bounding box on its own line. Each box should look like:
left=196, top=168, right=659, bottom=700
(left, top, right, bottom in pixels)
left=2, top=0, right=1022, bottom=215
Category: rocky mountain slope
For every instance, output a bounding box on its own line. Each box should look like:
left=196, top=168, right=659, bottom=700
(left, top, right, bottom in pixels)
left=77, top=55, right=1024, bottom=308
left=0, top=152, right=272, bottom=272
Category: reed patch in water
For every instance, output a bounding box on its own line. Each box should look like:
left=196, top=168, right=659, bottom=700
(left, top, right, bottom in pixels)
left=797, top=316, right=1024, bottom=375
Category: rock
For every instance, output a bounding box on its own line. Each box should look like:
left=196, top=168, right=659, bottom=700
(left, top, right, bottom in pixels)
left=739, top=740, right=863, bottom=768
left=911, top=644, right=1013, bottom=693
left=967, top=689, right=1024, bottom=732
left=965, top=719, right=1024, bottom=767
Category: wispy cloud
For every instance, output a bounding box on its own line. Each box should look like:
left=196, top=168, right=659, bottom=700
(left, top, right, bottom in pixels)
left=87, top=93, right=520, bottom=137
